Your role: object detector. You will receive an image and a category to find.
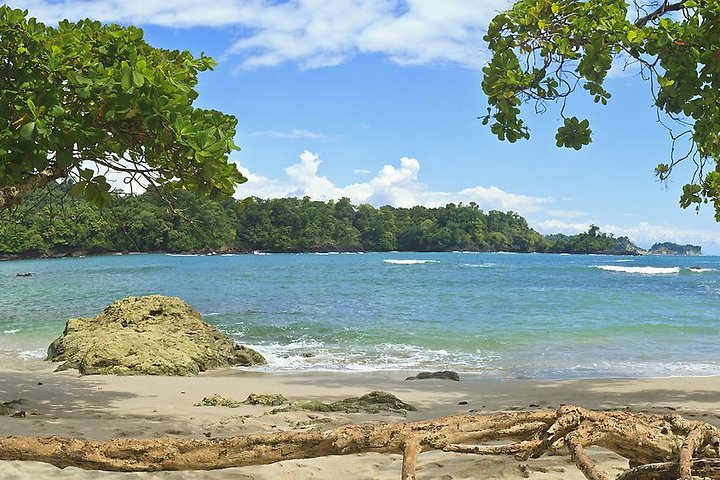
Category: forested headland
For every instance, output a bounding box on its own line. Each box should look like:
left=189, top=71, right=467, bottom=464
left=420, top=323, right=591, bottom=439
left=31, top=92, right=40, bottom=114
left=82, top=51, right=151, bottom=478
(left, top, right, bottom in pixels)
left=0, top=187, right=640, bottom=258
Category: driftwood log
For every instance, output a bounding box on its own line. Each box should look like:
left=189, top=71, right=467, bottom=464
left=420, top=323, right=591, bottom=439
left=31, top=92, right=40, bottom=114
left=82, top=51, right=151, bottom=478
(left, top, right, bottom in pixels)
left=1, top=405, right=719, bottom=479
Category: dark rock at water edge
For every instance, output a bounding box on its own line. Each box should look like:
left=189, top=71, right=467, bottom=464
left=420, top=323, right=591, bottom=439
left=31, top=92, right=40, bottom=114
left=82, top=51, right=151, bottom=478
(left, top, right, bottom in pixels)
left=405, top=370, right=460, bottom=381
left=47, top=295, right=266, bottom=375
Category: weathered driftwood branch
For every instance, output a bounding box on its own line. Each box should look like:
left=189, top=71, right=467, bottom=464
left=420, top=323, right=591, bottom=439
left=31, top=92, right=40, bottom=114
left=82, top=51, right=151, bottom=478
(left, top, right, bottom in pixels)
left=1, top=406, right=719, bottom=480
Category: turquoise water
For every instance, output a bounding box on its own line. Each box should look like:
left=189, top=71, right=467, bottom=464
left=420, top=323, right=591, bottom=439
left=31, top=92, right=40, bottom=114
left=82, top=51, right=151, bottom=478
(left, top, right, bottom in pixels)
left=0, top=252, right=718, bottom=379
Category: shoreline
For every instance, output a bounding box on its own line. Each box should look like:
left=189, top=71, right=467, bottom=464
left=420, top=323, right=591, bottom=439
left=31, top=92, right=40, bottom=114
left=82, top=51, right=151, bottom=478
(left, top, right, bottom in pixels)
left=1, top=361, right=719, bottom=478
left=1, top=248, right=672, bottom=263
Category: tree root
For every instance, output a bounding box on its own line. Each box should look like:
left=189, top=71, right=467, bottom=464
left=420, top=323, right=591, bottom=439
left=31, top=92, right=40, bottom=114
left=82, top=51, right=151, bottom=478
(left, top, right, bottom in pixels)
left=1, top=406, right=719, bottom=479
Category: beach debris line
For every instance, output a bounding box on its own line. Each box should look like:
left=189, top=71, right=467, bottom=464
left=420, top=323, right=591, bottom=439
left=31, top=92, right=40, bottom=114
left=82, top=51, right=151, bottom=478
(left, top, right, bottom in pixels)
left=46, top=295, right=266, bottom=375
left=1, top=405, right=719, bottom=479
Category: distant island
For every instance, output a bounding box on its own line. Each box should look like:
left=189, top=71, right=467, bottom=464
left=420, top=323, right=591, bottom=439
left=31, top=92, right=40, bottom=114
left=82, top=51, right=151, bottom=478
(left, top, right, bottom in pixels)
left=646, top=242, right=702, bottom=256
left=0, top=185, right=698, bottom=259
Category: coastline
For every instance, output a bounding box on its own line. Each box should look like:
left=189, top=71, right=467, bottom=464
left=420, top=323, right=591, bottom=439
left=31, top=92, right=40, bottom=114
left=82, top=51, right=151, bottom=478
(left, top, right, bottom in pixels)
left=1, top=247, right=662, bottom=263
left=2, top=359, right=719, bottom=479
left=1, top=240, right=708, bottom=263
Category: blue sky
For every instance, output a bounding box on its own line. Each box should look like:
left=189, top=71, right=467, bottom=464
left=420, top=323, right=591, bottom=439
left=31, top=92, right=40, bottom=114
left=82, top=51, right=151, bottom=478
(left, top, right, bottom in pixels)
left=9, top=0, right=720, bottom=252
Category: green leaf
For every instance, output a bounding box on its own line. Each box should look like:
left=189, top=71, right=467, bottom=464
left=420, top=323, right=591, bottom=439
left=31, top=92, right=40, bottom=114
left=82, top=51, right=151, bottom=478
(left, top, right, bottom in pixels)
left=132, top=69, right=145, bottom=88
left=56, top=150, right=74, bottom=168
left=121, top=67, right=132, bottom=91
left=19, top=122, right=36, bottom=140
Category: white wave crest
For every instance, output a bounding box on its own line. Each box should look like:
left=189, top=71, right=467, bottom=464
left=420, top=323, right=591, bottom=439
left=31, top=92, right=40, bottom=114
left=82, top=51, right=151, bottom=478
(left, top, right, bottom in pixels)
left=383, top=259, right=439, bottom=265
left=688, top=267, right=715, bottom=273
left=2, top=329, right=20, bottom=334
left=461, top=263, right=495, bottom=268
left=19, top=348, right=46, bottom=360
left=597, top=265, right=680, bottom=275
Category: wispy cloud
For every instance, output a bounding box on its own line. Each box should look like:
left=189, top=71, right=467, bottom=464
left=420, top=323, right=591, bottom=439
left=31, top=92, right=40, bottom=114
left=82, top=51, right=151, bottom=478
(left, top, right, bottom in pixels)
left=234, top=150, right=549, bottom=213
left=352, top=168, right=371, bottom=175
left=250, top=129, right=332, bottom=140
left=9, top=0, right=511, bottom=70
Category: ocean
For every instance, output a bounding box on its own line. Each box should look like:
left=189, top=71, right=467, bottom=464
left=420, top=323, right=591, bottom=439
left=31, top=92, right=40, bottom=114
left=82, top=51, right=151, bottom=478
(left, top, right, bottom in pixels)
left=1, top=252, right=718, bottom=379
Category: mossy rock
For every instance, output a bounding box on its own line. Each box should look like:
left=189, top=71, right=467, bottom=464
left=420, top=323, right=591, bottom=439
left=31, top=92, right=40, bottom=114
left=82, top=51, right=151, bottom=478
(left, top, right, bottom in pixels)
left=282, top=399, right=335, bottom=413
left=195, top=394, right=244, bottom=408
left=243, top=393, right=287, bottom=406
left=47, top=295, right=266, bottom=375
left=330, top=391, right=416, bottom=414
left=274, top=391, right=415, bottom=415
left=195, top=393, right=288, bottom=408
left=0, top=399, right=25, bottom=416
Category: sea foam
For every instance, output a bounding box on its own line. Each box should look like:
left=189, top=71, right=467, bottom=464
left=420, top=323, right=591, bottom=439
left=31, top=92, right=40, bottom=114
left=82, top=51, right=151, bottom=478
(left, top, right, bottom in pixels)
left=688, top=267, right=715, bottom=273
left=383, top=259, right=439, bottom=265
left=597, top=265, right=680, bottom=275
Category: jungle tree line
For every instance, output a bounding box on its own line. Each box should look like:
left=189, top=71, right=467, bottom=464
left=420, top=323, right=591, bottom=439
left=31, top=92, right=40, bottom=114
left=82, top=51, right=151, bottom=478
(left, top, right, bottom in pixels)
left=0, top=188, right=634, bottom=257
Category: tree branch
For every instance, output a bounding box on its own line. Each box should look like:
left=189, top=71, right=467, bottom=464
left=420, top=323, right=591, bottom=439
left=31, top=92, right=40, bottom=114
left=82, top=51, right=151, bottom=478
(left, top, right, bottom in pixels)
left=0, top=165, right=69, bottom=211
left=634, top=0, right=688, bottom=27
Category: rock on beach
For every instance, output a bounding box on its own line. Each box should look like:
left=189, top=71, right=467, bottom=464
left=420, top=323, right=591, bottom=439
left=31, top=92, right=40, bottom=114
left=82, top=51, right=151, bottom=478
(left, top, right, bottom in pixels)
left=47, top=295, right=266, bottom=375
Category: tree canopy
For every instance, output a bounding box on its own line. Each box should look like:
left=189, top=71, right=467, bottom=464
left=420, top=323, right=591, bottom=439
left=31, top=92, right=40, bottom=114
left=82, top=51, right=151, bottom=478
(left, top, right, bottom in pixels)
left=482, top=0, right=720, bottom=219
left=0, top=188, right=637, bottom=257
left=0, top=6, right=245, bottom=211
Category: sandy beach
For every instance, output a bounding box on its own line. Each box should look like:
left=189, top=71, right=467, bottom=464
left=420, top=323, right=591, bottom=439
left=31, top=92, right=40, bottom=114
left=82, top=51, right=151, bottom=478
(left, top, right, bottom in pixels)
left=1, top=358, right=719, bottom=479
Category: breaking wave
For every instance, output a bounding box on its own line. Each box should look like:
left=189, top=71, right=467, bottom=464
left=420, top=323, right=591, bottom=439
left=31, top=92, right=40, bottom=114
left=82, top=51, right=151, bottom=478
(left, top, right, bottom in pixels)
left=383, top=259, right=439, bottom=265
left=596, top=265, right=680, bottom=275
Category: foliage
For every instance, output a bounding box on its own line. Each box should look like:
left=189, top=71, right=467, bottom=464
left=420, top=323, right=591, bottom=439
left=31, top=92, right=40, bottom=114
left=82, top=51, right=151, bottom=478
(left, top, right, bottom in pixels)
left=482, top=0, right=720, bottom=218
left=0, top=6, right=245, bottom=210
left=0, top=189, right=636, bottom=256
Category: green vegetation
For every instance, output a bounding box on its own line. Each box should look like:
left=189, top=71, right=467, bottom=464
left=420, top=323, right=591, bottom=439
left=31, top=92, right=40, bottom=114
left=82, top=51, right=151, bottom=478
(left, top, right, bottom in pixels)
left=0, top=6, right=244, bottom=211
left=647, top=242, right=702, bottom=255
left=0, top=188, right=638, bottom=257
left=482, top=0, right=720, bottom=219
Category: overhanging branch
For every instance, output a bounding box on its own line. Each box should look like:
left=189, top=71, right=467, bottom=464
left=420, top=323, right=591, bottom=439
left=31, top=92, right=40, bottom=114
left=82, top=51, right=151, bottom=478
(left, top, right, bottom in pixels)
left=0, top=164, right=69, bottom=211
left=634, top=0, right=688, bottom=27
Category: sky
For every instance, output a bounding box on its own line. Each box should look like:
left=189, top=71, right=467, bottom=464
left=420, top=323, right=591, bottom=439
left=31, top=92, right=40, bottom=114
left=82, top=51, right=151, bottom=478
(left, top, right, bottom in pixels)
left=8, top=0, right=720, bottom=253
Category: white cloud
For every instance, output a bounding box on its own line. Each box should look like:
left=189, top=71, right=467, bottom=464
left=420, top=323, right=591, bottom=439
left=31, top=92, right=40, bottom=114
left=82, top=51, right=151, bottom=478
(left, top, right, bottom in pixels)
left=534, top=220, right=590, bottom=235
left=250, top=129, right=331, bottom=140
left=352, top=168, right=371, bottom=175
left=534, top=219, right=720, bottom=254
left=546, top=209, right=589, bottom=220
left=234, top=150, right=549, bottom=214
left=9, top=0, right=511, bottom=70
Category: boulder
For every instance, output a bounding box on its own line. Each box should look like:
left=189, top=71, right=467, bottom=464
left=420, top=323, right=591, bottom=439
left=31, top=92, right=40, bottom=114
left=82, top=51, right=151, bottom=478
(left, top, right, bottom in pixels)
left=405, top=370, right=460, bottom=381
left=47, top=295, right=266, bottom=375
